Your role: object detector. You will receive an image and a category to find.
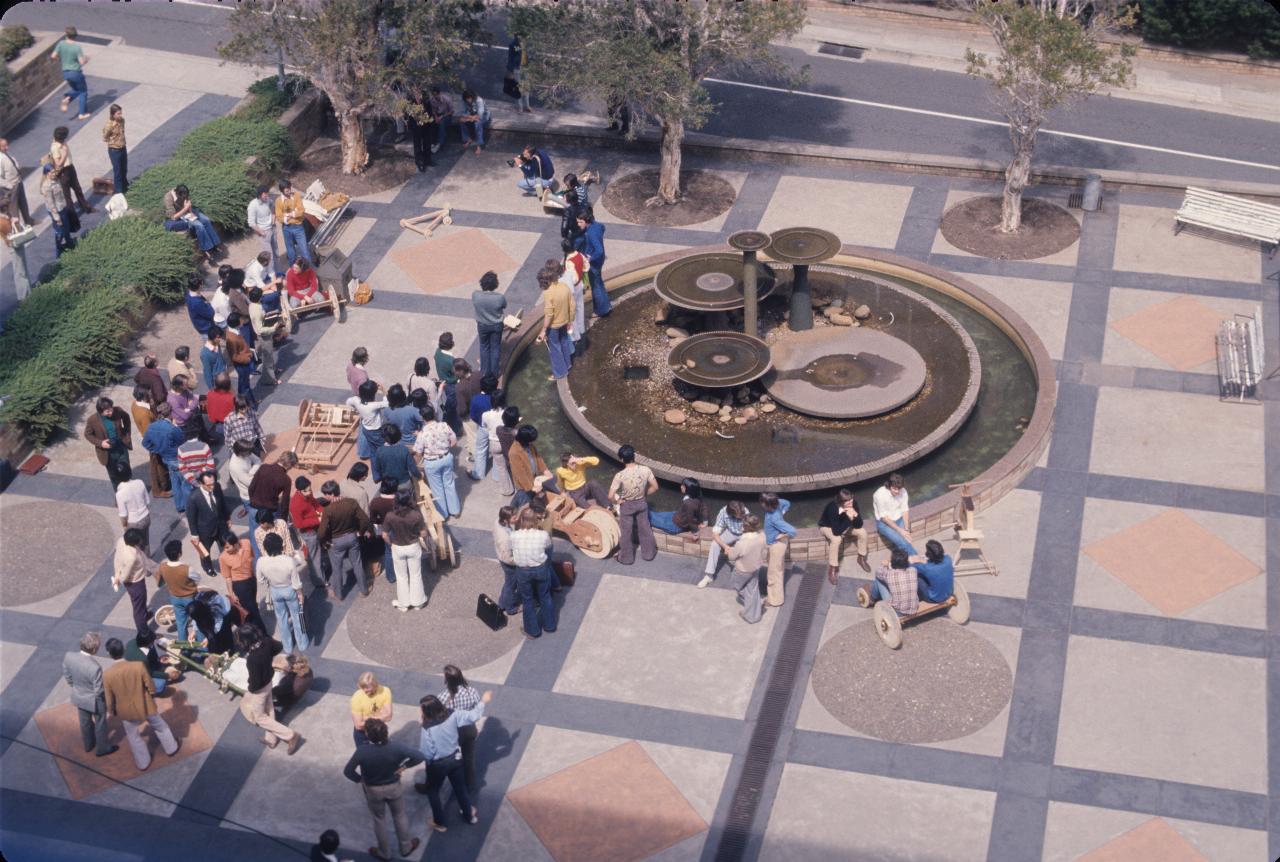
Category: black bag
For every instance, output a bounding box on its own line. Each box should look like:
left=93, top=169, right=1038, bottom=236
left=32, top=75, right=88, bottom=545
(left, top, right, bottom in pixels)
left=476, top=593, right=507, bottom=631
left=503, top=74, right=521, bottom=99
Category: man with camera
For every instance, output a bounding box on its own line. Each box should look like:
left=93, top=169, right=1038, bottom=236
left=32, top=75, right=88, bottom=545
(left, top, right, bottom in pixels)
left=511, top=145, right=554, bottom=197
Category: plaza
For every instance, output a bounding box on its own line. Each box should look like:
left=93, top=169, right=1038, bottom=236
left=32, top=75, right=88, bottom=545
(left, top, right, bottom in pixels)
left=0, top=3, right=1276, bottom=862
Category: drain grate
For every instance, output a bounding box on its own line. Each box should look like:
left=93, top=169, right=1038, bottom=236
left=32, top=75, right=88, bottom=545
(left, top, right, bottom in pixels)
left=818, top=42, right=866, bottom=60
left=714, top=566, right=825, bottom=862
left=1067, top=192, right=1084, bottom=209
left=73, top=34, right=114, bottom=46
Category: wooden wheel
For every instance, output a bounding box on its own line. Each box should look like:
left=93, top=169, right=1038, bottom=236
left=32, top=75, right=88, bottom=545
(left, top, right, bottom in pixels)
left=874, top=602, right=902, bottom=649
left=328, top=288, right=340, bottom=317
left=444, top=529, right=457, bottom=568
left=577, top=508, right=618, bottom=559
left=948, top=582, right=971, bottom=624
left=856, top=587, right=871, bottom=609
left=441, top=216, right=453, bottom=226
left=154, top=604, right=175, bottom=631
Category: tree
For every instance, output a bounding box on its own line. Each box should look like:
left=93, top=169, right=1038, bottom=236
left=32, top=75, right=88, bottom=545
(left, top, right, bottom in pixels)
left=1139, top=0, right=1280, bottom=60
left=963, top=0, right=1135, bottom=232
left=220, top=0, right=484, bottom=175
left=510, top=0, right=807, bottom=206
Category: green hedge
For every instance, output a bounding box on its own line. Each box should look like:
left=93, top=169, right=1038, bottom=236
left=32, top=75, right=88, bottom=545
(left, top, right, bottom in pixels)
left=125, top=158, right=258, bottom=233
left=0, top=279, right=141, bottom=444
left=52, top=217, right=199, bottom=304
left=237, top=74, right=310, bottom=121
left=174, top=115, right=298, bottom=176
left=0, top=25, right=34, bottom=62
left=1139, top=0, right=1280, bottom=59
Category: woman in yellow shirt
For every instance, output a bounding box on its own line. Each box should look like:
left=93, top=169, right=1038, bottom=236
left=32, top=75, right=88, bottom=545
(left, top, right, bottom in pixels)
left=350, top=671, right=392, bottom=746
left=555, top=453, right=610, bottom=509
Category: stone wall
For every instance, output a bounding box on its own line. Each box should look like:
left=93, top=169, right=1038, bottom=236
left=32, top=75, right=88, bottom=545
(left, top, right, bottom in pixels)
left=0, top=32, right=62, bottom=135
left=278, top=87, right=328, bottom=156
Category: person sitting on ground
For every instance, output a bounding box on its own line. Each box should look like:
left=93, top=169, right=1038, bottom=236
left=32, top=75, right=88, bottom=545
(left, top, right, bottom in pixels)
left=508, top=424, right=558, bottom=505
left=554, top=453, right=609, bottom=510
left=514, top=143, right=554, bottom=196
left=910, top=539, right=955, bottom=604
left=819, top=487, right=871, bottom=585
left=272, top=653, right=314, bottom=719
left=125, top=629, right=180, bottom=693
left=648, top=477, right=708, bottom=536
left=163, top=183, right=221, bottom=258
left=285, top=257, right=328, bottom=310
left=872, top=472, right=912, bottom=553
left=700, top=500, right=749, bottom=588
left=863, top=547, right=919, bottom=616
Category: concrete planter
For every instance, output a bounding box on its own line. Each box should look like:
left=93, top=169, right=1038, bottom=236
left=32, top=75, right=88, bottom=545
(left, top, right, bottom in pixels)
left=0, top=31, right=63, bottom=135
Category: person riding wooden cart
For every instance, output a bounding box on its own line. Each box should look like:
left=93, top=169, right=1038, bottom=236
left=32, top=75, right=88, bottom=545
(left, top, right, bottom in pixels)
left=856, top=580, right=970, bottom=649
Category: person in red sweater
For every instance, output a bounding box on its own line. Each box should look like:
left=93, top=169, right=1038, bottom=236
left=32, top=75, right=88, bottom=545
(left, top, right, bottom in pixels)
left=290, top=475, right=325, bottom=584
left=284, top=258, right=327, bottom=308
left=206, top=373, right=236, bottom=425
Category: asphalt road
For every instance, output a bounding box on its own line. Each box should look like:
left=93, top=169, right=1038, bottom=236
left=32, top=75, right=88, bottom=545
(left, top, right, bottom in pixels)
left=5, top=0, right=1276, bottom=184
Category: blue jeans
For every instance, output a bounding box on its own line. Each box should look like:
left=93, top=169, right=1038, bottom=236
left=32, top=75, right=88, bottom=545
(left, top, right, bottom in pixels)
left=460, top=116, right=488, bottom=147
left=871, top=579, right=894, bottom=605
left=357, top=425, right=385, bottom=460
left=108, top=147, right=128, bottom=194
left=477, top=322, right=503, bottom=378
left=382, top=540, right=395, bottom=583
left=517, top=175, right=551, bottom=195
left=648, top=510, right=681, bottom=535
left=498, top=562, right=519, bottom=613
left=244, top=504, right=261, bottom=557
left=471, top=428, right=489, bottom=481
left=587, top=264, right=610, bottom=316
left=424, top=452, right=461, bottom=518
left=270, top=585, right=309, bottom=653
left=164, top=458, right=190, bottom=512
left=165, top=212, right=220, bottom=252
left=62, top=70, right=88, bottom=115
left=546, top=325, right=573, bottom=379
left=51, top=208, right=77, bottom=257
left=170, top=595, right=197, bottom=645
left=234, top=362, right=256, bottom=408
left=435, top=115, right=451, bottom=148
left=515, top=564, right=557, bottom=637
left=876, top=517, right=911, bottom=553
left=282, top=222, right=311, bottom=265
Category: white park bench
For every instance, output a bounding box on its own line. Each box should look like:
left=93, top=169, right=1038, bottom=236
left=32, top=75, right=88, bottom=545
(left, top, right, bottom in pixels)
left=1175, top=187, right=1280, bottom=258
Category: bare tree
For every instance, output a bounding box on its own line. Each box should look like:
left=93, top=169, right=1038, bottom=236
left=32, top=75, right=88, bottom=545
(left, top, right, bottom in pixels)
left=962, top=0, right=1135, bottom=232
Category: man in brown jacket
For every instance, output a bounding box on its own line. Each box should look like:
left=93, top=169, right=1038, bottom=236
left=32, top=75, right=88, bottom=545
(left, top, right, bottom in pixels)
left=85, top=396, right=132, bottom=489
left=318, top=479, right=372, bottom=599
left=103, top=637, right=178, bottom=770
left=224, top=312, right=257, bottom=409
left=130, top=385, right=172, bottom=497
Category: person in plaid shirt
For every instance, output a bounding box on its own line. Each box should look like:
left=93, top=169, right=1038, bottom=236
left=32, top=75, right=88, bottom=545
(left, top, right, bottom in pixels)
left=438, top=665, right=482, bottom=792
left=223, top=397, right=264, bottom=451
left=866, top=547, right=918, bottom=615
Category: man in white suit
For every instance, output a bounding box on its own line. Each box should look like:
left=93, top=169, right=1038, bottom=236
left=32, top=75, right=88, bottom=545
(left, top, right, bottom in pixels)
left=62, top=631, right=119, bottom=757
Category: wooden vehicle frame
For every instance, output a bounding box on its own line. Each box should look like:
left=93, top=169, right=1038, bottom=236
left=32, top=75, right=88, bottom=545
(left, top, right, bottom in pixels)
left=294, top=399, right=359, bottom=473
left=413, top=477, right=457, bottom=570
left=946, top=482, right=999, bottom=579
left=543, top=491, right=620, bottom=559
left=856, top=581, right=971, bottom=649
left=400, top=204, right=452, bottom=237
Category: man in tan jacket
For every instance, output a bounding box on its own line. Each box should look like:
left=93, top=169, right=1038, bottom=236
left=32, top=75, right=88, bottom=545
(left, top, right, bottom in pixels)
left=103, top=637, right=178, bottom=770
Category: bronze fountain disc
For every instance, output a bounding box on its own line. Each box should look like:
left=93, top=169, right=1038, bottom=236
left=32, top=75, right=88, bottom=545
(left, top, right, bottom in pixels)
left=764, top=328, right=928, bottom=419
left=654, top=252, right=777, bottom=312
left=669, top=331, right=773, bottom=388
left=767, top=226, right=842, bottom=265
left=728, top=230, right=771, bottom=252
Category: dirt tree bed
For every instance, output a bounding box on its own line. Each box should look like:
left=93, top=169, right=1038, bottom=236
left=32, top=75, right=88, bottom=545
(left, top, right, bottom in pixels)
left=601, top=169, right=737, bottom=227
left=292, top=140, right=416, bottom=198
left=939, top=195, right=1080, bottom=260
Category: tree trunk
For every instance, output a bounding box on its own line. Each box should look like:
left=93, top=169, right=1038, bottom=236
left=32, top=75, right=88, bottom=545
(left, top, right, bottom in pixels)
left=1001, top=131, right=1035, bottom=233
left=339, top=109, right=370, bottom=176
left=651, top=118, right=685, bottom=206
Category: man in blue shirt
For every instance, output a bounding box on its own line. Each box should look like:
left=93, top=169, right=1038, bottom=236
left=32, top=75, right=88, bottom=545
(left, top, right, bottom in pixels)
left=200, top=328, right=227, bottom=391
left=760, top=493, right=796, bottom=608
left=574, top=207, right=610, bottom=317
left=186, top=275, right=215, bottom=336
left=909, top=538, right=955, bottom=604
left=371, top=424, right=421, bottom=488
left=141, top=403, right=190, bottom=512
left=515, top=144, right=554, bottom=196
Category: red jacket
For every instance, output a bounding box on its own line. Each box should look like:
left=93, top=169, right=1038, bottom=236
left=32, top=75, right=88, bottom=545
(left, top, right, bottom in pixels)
left=206, top=390, right=235, bottom=424
left=290, top=490, right=323, bottom=531
left=285, top=268, right=319, bottom=302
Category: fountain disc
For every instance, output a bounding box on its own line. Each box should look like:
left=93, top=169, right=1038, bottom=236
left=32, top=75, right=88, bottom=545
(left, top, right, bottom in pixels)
left=654, top=252, right=777, bottom=312
left=764, top=328, right=928, bottom=419
left=728, top=230, right=771, bottom=252
left=669, top=331, right=773, bottom=388
left=767, top=226, right=842, bottom=265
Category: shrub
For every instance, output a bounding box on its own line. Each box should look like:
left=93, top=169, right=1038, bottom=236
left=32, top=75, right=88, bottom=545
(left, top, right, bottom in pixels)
left=175, top=115, right=298, bottom=176
left=237, top=74, right=311, bottom=121
left=0, top=278, right=141, bottom=444
left=1139, top=0, right=1280, bottom=59
left=0, top=25, right=34, bottom=62
left=52, top=216, right=199, bottom=304
left=125, top=158, right=257, bottom=233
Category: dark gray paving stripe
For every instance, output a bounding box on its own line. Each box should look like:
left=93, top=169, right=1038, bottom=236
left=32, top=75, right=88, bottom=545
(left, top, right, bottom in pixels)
left=533, top=691, right=745, bottom=754
left=925, top=252, right=1079, bottom=284
left=787, top=729, right=1000, bottom=791
left=1050, top=767, right=1267, bottom=830
left=358, top=289, right=476, bottom=318
left=895, top=185, right=949, bottom=257
left=502, top=561, right=604, bottom=692
left=1071, top=607, right=1267, bottom=658
left=0, top=649, right=69, bottom=759
left=1108, top=268, right=1265, bottom=299
left=722, top=169, right=782, bottom=235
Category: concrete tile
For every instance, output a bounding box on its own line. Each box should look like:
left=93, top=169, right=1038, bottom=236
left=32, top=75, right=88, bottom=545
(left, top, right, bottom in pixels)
left=957, top=488, right=1040, bottom=601
left=331, top=214, right=378, bottom=257
left=1090, top=388, right=1265, bottom=493
left=962, top=273, right=1073, bottom=360
left=760, top=763, right=996, bottom=861
left=552, top=574, right=777, bottom=720
left=351, top=183, right=407, bottom=205
left=478, top=800, right=556, bottom=862
left=1055, top=636, right=1266, bottom=792
left=597, top=161, right=748, bottom=232
left=1042, top=803, right=1267, bottom=862
left=0, top=642, right=37, bottom=695
left=1104, top=288, right=1259, bottom=373
left=931, top=190, right=1081, bottom=267
left=387, top=225, right=542, bottom=302
left=317, top=613, right=383, bottom=667
left=758, top=176, right=915, bottom=250
left=507, top=724, right=629, bottom=792
left=425, top=146, right=577, bottom=220
left=602, top=239, right=690, bottom=274
left=1112, top=204, right=1261, bottom=283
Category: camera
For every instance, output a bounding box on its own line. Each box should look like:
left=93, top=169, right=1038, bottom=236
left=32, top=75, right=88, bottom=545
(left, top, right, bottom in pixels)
left=506, top=159, right=517, bottom=167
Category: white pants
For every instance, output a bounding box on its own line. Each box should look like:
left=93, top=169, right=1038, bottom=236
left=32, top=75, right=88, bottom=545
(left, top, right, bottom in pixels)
left=392, top=542, right=428, bottom=608
left=122, top=713, right=178, bottom=770
left=705, top=530, right=741, bottom=576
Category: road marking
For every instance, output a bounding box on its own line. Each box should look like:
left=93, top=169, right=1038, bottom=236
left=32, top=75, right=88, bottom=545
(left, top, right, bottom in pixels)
left=704, top=77, right=1280, bottom=173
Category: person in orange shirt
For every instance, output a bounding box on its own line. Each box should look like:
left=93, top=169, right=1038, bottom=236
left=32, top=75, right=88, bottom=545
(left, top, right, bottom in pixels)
left=273, top=179, right=312, bottom=266
left=220, top=532, right=265, bottom=631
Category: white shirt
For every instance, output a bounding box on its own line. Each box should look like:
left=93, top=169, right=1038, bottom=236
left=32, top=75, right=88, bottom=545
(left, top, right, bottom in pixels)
left=481, top=408, right=503, bottom=445
left=346, top=396, right=388, bottom=430
left=256, top=554, right=302, bottom=591
left=872, top=486, right=909, bottom=523
left=115, top=479, right=151, bottom=525
left=0, top=151, right=20, bottom=191
left=211, top=289, right=231, bottom=327
left=245, top=259, right=273, bottom=289
left=246, top=197, right=274, bottom=233
left=228, top=452, right=261, bottom=498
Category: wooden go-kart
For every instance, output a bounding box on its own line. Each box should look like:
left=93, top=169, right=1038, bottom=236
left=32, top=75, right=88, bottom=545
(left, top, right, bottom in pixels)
left=543, top=492, right=619, bottom=559
left=413, top=477, right=457, bottom=570
left=856, top=581, right=971, bottom=649
left=276, top=286, right=343, bottom=329
left=152, top=603, right=247, bottom=696
left=295, top=399, right=359, bottom=472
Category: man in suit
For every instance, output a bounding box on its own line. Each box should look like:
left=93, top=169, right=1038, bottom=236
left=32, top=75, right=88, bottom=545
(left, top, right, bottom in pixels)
left=187, top=469, right=230, bottom=578
left=103, top=637, right=178, bottom=770
left=84, top=396, right=133, bottom=489
left=62, top=631, right=118, bottom=757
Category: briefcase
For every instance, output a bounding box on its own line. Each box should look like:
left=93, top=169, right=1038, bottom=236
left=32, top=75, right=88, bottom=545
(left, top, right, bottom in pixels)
left=552, top=559, right=576, bottom=587
left=476, top=593, right=506, bottom=631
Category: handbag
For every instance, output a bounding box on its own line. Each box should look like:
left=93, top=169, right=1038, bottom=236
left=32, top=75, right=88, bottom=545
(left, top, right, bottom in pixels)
left=552, top=558, right=575, bottom=587
left=476, top=593, right=507, bottom=631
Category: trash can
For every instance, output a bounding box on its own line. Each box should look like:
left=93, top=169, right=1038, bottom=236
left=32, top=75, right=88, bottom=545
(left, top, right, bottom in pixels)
left=1081, top=173, right=1103, bottom=212
left=316, top=248, right=352, bottom=302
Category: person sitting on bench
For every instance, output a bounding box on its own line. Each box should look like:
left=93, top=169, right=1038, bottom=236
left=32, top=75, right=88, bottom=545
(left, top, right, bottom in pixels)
left=872, top=473, right=912, bottom=553
left=163, top=183, right=221, bottom=258
left=870, top=547, right=918, bottom=616
left=910, top=539, right=954, bottom=604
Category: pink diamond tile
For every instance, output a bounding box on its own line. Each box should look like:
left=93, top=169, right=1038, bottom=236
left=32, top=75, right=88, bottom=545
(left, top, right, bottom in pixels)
left=1076, top=817, right=1207, bottom=862
left=508, top=741, right=706, bottom=862
left=1083, top=509, right=1260, bottom=617
left=1109, top=294, right=1223, bottom=371
left=388, top=227, right=518, bottom=295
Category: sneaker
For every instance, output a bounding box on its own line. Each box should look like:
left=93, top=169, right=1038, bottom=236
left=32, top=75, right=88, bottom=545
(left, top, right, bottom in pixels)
left=286, top=733, right=303, bottom=755
left=467, top=807, right=478, bottom=825
left=430, top=144, right=440, bottom=153
left=427, top=820, right=447, bottom=833
left=696, top=575, right=713, bottom=589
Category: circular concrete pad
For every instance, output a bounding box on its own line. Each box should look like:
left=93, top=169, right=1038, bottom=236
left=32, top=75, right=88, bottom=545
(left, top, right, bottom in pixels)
left=0, top=501, right=114, bottom=607
left=345, top=556, right=523, bottom=672
left=765, top=328, right=927, bottom=419
left=812, top=620, right=1013, bottom=743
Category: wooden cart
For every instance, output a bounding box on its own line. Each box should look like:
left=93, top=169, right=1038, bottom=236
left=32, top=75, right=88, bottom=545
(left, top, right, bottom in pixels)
left=856, top=581, right=971, bottom=649
left=413, top=477, right=457, bottom=570
left=294, top=399, right=359, bottom=472
left=277, top=286, right=343, bottom=329
left=544, top=492, right=620, bottom=559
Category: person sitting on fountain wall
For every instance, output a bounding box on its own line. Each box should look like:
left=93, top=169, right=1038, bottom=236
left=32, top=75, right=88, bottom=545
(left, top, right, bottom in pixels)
left=648, top=477, right=708, bottom=536
left=909, top=539, right=954, bottom=604
left=872, top=473, right=912, bottom=552
left=609, top=444, right=658, bottom=565
left=555, top=453, right=610, bottom=510
left=819, top=488, right=871, bottom=586
left=508, top=425, right=558, bottom=506
left=865, top=547, right=919, bottom=616
left=700, top=500, right=749, bottom=588
left=760, top=493, right=796, bottom=608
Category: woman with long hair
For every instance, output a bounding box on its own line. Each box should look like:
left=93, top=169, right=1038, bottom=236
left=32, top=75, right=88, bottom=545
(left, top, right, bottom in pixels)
left=438, top=665, right=483, bottom=792
left=346, top=378, right=389, bottom=460
left=648, top=477, right=708, bottom=535
left=383, top=489, right=428, bottom=610
left=415, top=688, right=491, bottom=832
left=235, top=623, right=302, bottom=754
